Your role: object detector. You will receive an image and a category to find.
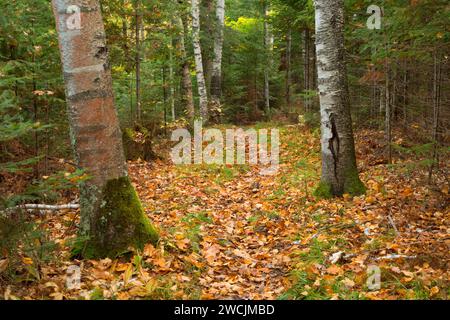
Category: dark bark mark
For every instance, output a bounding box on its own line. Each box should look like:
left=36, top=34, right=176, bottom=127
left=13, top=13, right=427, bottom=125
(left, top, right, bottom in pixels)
left=67, top=89, right=113, bottom=102
left=95, top=46, right=108, bottom=59
left=329, top=115, right=340, bottom=181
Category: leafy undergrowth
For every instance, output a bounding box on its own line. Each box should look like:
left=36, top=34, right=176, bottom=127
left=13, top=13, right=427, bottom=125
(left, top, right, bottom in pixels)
left=1, top=124, right=448, bottom=300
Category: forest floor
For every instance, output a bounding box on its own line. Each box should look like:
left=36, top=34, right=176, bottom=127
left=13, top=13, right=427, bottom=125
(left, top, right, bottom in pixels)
left=1, top=124, right=449, bottom=300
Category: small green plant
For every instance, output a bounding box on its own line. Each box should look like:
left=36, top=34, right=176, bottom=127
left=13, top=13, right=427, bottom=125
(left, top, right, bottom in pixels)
left=0, top=211, right=57, bottom=283
left=181, top=212, right=213, bottom=252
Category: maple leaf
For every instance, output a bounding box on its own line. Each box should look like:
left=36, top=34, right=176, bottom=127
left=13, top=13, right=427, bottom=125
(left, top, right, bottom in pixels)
left=326, top=265, right=344, bottom=276
left=176, top=238, right=191, bottom=251
left=203, top=243, right=221, bottom=265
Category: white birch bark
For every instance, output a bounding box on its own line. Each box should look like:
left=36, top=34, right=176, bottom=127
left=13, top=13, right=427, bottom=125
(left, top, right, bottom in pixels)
left=52, top=0, right=158, bottom=257
left=313, top=0, right=365, bottom=197
left=191, top=0, right=209, bottom=121
left=210, top=0, right=225, bottom=105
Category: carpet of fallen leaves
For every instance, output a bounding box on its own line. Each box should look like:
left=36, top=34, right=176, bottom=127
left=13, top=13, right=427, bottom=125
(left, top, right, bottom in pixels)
left=1, top=124, right=448, bottom=300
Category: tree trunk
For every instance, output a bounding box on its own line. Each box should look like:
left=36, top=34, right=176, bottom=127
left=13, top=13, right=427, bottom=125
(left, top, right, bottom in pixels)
left=162, top=67, right=168, bottom=134
left=179, top=15, right=195, bottom=119
left=428, top=51, right=442, bottom=182
left=285, top=28, right=292, bottom=112
left=313, top=0, right=366, bottom=198
left=191, top=0, right=209, bottom=121
left=403, top=60, right=409, bottom=128
left=304, top=28, right=310, bottom=112
left=134, top=0, right=142, bottom=123
left=263, top=1, right=271, bottom=118
left=385, top=52, right=392, bottom=164
left=210, top=0, right=225, bottom=106
left=121, top=18, right=132, bottom=73
left=204, top=0, right=215, bottom=94
left=52, top=0, right=158, bottom=258
left=169, top=42, right=176, bottom=121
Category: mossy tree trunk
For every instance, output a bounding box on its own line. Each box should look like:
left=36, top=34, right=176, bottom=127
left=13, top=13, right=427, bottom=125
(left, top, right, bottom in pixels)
left=52, top=0, right=158, bottom=258
left=313, top=0, right=366, bottom=198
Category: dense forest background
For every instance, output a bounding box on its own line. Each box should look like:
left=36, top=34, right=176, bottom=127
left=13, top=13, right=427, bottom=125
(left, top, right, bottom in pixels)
left=0, top=0, right=448, bottom=300
left=1, top=1, right=448, bottom=174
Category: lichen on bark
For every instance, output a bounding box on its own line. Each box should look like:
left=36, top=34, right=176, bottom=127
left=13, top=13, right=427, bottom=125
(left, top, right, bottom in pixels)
left=73, top=176, right=159, bottom=259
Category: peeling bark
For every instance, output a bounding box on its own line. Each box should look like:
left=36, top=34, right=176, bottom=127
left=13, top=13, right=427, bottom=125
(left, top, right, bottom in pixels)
left=52, top=0, right=158, bottom=257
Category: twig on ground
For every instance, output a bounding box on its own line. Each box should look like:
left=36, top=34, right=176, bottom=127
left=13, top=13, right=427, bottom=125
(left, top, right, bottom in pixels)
left=1, top=204, right=79, bottom=216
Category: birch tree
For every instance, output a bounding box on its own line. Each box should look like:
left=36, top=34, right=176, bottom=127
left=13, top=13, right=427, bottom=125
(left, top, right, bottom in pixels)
left=313, top=0, right=366, bottom=197
left=191, top=0, right=209, bottom=121
left=263, top=1, right=271, bottom=117
left=210, top=0, right=225, bottom=106
left=52, top=0, right=158, bottom=258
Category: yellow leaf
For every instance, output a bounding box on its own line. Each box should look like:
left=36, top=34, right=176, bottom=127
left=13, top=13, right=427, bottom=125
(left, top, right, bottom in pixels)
left=326, top=265, right=343, bottom=275
left=115, top=263, right=129, bottom=272
left=429, top=286, right=439, bottom=296
left=123, top=264, right=133, bottom=286
left=365, top=196, right=376, bottom=204
left=176, top=238, right=191, bottom=250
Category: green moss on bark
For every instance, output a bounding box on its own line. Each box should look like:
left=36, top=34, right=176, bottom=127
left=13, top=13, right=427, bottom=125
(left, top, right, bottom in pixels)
left=314, top=181, right=333, bottom=199
left=314, top=169, right=366, bottom=199
left=343, top=169, right=366, bottom=196
left=75, top=176, right=159, bottom=259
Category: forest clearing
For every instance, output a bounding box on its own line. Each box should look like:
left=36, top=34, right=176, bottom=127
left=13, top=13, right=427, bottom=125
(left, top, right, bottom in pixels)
left=0, top=0, right=449, bottom=303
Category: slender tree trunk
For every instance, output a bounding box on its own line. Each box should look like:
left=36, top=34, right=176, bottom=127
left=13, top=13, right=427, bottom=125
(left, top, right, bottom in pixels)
left=178, top=15, right=195, bottom=120
left=169, top=42, right=176, bottom=121
left=285, top=28, right=292, bottom=112
left=162, top=67, right=168, bottom=135
left=191, top=0, right=209, bottom=121
left=121, top=18, right=131, bottom=73
left=52, top=0, right=158, bottom=258
left=403, top=60, right=408, bottom=128
left=204, top=0, right=215, bottom=93
left=31, top=20, right=39, bottom=179
left=428, top=51, right=442, bottom=182
left=134, top=0, right=142, bottom=123
left=210, top=0, right=225, bottom=106
left=263, top=1, right=271, bottom=117
left=304, top=28, right=310, bottom=112
left=385, top=52, right=392, bottom=164
left=313, top=0, right=366, bottom=197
